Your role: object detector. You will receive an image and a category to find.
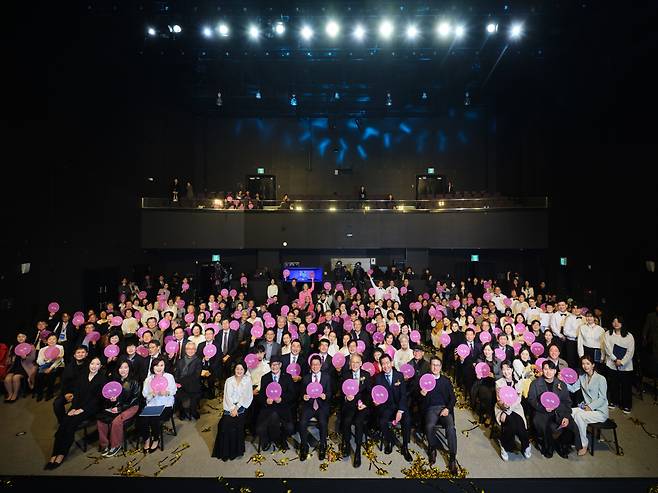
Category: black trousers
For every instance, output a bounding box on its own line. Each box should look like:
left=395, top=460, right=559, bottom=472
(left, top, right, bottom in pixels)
left=256, top=409, right=294, bottom=444
left=607, top=368, right=633, bottom=410
left=138, top=406, right=174, bottom=440
left=36, top=369, right=61, bottom=397
left=175, top=389, right=201, bottom=415
left=377, top=407, right=411, bottom=446
left=499, top=412, right=530, bottom=452
left=298, top=406, right=329, bottom=449
left=533, top=412, right=581, bottom=451
left=564, top=339, right=579, bottom=369
left=53, top=395, right=68, bottom=424
left=51, top=413, right=88, bottom=457
left=341, top=404, right=369, bottom=446
left=425, top=406, right=457, bottom=459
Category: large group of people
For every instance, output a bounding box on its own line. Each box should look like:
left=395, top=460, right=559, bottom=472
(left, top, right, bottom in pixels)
left=3, top=266, right=655, bottom=473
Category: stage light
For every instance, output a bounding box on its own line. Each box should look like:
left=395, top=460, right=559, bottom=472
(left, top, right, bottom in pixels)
left=172, top=24, right=182, bottom=33
left=274, top=22, right=285, bottom=35
left=248, top=25, right=260, bottom=39
left=326, top=20, right=340, bottom=38
left=255, top=90, right=262, bottom=99
left=353, top=24, right=366, bottom=41
left=329, top=206, right=337, bottom=212
left=421, top=91, right=428, bottom=100
left=464, top=91, right=471, bottom=106
left=455, top=25, right=465, bottom=38
left=290, top=94, right=297, bottom=106
left=437, top=21, right=451, bottom=37
left=217, top=23, right=229, bottom=37
left=385, top=92, right=392, bottom=106
left=282, top=241, right=288, bottom=247
left=510, top=23, right=523, bottom=39
left=301, top=25, right=314, bottom=40
left=216, top=92, right=223, bottom=107
left=379, top=20, right=394, bottom=39
left=406, top=25, right=419, bottom=39
left=486, top=22, right=498, bottom=34
left=147, top=27, right=156, bottom=36
left=334, top=92, right=340, bottom=100
left=202, top=26, right=213, bottom=38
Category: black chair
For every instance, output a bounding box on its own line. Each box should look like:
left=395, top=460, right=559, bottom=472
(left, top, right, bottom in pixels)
left=122, top=416, right=137, bottom=451
left=157, top=414, right=178, bottom=451
left=74, top=419, right=94, bottom=452
left=586, top=419, right=620, bottom=456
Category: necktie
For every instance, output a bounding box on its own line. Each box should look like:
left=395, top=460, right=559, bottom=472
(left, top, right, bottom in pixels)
left=314, top=373, right=319, bottom=383
left=353, top=372, right=358, bottom=379
left=321, top=354, right=325, bottom=364
left=386, top=373, right=392, bottom=386
left=273, top=374, right=278, bottom=383
left=222, top=332, right=228, bottom=354
left=178, top=341, right=182, bottom=359
left=292, top=355, right=296, bottom=364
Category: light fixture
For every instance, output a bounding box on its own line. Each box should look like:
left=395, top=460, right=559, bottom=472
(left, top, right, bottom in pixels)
left=326, top=20, right=340, bottom=38
left=217, top=23, right=229, bottom=37
left=437, top=21, right=451, bottom=37
left=202, top=26, right=212, bottom=38
left=379, top=20, right=394, bottom=39
left=248, top=25, right=260, bottom=39
left=406, top=25, right=419, bottom=39
left=486, top=22, right=498, bottom=34
left=216, top=92, right=223, bottom=106
left=329, top=206, right=337, bottom=212
left=255, top=90, right=262, bottom=99
left=464, top=91, right=471, bottom=106
left=509, top=23, right=523, bottom=39
left=147, top=27, right=156, bottom=36
left=172, top=24, right=182, bottom=34
left=421, top=91, right=428, bottom=100
left=455, top=25, right=465, bottom=38
left=385, top=92, right=392, bottom=106
left=300, top=25, right=313, bottom=40
left=274, top=22, right=285, bottom=35
left=290, top=93, right=297, bottom=106
left=334, top=92, right=340, bottom=100
left=282, top=241, right=288, bottom=247
left=353, top=24, right=366, bottom=41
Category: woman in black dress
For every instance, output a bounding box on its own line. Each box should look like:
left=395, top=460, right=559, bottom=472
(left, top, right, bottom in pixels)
left=212, top=361, right=254, bottom=460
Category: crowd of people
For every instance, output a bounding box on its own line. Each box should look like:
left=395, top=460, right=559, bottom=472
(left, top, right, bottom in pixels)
left=3, top=267, right=657, bottom=473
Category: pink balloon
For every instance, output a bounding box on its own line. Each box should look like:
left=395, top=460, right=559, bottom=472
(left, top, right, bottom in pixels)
left=385, top=346, right=396, bottom=359
left=44, top=346, right=60, bottom=360
left=365, top=322, right=376, bottom=334
left=362, top=362, right=376, bottom=376
left=281, top=305, right=290, bottom=316
left=229, top=289, right=237, bottom=298
left=535, top=357, right=547, bottom=370
left=389, top=323, right=400, bottom=335
left=232, top=310, right=241, bottom=320
left=266, top=382, right=282, bottom=400
left=383, top=293, right=391, bottom=301
left=483, top=292, right=492, bottom=302
left=332, top=351, right=346, bottom=368
left=165, top=340, right=178, bottom=355
left=245, top=353, right=259, bottom=369
left=220, top=289, right=229, bottom=298
left=283, top=269, right=290, bottom=279
left=134, top=310, right=142, bottom=321
left=514, top=323, right=526, bottom=335
left=513, top=342, right=522, bottom=355
left=523, top=332, right=536, bottom=345
left=203, top=344, right=217, bottom=358
left=450, top=300, right=460, bottom=310
left=264, top=318, right=276, bottom=329
left=229, top=320, right=240, bottom=331
left=419, top=373, right=436, bottom=391
left=111, top=316, right=123, bottom=327
left=530, top=342, right=544, bottom=357
left=368, top=288, right=376, bottom=296
left=428, top=306, right=437, bottom=317
left=306, top=382, right=323, bottom=399
left=400, top=286, right=407, bottom=295
left=410, top=330, right=421, bottom=343
left=150, top=375, right=168, bottom=392
left=88, top=331, right=100, bottom=342
left=307, top=323, right=317, bottom=335
left=251, top=325, right=264, bottom=338
left=240, top=277, right=247, bottom=285
left=540, top=391, right=560, bottom=411
left=184, top=313, right=194, bottom=324
left=499, top=386, right=518, bottom=406
left=135, top=345, right=149, bottom=357
left=456, top=344, right=470, bottom=359
left=39, top=330, right=52, bottom=341
left=138, top=291, right=147, bottom=300
left=158, top=319, right=170, bottom=330
left=336, top=283, right=344, bottom=292
left=48, top=302, right=60, bottom=314
left=440, top=333, right=451, bottom=347
left=503, top=297, right=513, bottom=307
left=350, top=287, right=357, bottom=296
left=164, top=336, right=176, bottom=345
left=400, top=363, right=415, bottom=379
left=475, top=362, right=491, bottom=379
left=371, top=385, right=389, bottom=405
left=494, top=347, right=506, bottom=361
left=136, top=327, right=149, bottom=338
left=181, top=282, right=190, bottom=292
left=342, top=378, right=359, bottom=397
left=560, top=367, right=578, bottom=385
left=422, top=293, right=430, bottom=300
left=492, top=326, right=502, bottom=337
left=176, top=299, right=185, bottom=309
left=102, top=381, right=123, bottom=399
left=323, top=282, right=332, bottom=291
left=373, top=332, right=385, bottom=344
left=286, top=363, right=301, bottom=377
left=357, top=340, right=366, bottom=354
left=104, top=344, right=120, bottom=358
left=479, top=331, right=492, bottom=343
left=14, top=343, right=33, bottom=357
left=72, top=316, right=84, bottom=327
left=343, top=320, right=354, bottom=332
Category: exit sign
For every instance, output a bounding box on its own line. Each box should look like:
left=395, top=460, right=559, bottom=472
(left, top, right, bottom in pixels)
left=427, top=167, right=435, bottom=174
left=471, top=254, right=479, bottom=262
left=212, top=254, right=221, bottom=262
left=257, top=167, right=265, bottom=174
left=560, top=257, right=568, bottom=266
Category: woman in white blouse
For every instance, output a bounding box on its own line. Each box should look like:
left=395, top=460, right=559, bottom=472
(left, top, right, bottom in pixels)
left=393, top=334, right=413, bottom=370
left=187, top=324, right=205, bottom=349
left=280, top=332, right=293, bottom=356
left=141, top=302, right=160, bottom=325
left=603, top=315, right=635, bottom=413
left=139, top=357, right=177, bottom=452
left=577, top=312, right=605, bottom=366
left=495, top=361, right=531, bottom=461
left=327, top=331, right=340, bottom=356
left=267, top=278, right=279, bottom=300
left=212, top=362, right=253, bottom=460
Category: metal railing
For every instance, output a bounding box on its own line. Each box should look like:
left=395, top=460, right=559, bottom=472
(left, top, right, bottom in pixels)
left=141, top=196, right=548, bottom=211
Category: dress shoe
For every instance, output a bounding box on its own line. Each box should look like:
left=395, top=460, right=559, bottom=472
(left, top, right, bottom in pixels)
left=51, top=461, right=62, bottom=469
left=428, top=448, right=437, bottom=465
left=299, top=447, right=308, bottom=461
left=556, top=446, right=569, bottom=459
left=341, top=442, right=350, bottom=458
left=261, top=441, right=271, bottom=452
left=353, top=446, right=361, bottom=468
left=542, top=446, right=554, bottom=459
left=384, top=441, right=393, bottom=455
left=191, top=411, right=200, bottom=420
left=401, top=446, right=412, bottom=462
left=448, top=459, right=458, bottom=475
left=44, top=462, right=55, bottom=470
left=318, top=445, right=326, bottom=461
left=36, top=395, right=44, bottom=402
left=278, top=440, right=289, bottom=452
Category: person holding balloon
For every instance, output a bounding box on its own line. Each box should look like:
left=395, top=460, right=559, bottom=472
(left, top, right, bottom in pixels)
left=35, top=334, right=65, bottom=401
left=419, top=357, right=458, bottom=474
left=212, top=361, right=254, bottom=461
left=97, top=358, right=141, bottom=457
left=44, top=357, right=106, bottom=470
left=563, top=354, right=608, bottom=455
left=527, top=360, right=582, bottom=458
left=174, top=342, right=203, bottom=420
left=469, top=344, right=502, bottom=425
left=298, top=355, right=332, bottom=461
left=139, top=357, right=177, bottom=453
left=495, top=361, right=531, bottom=461
left=255, top=355, right=295, bottom=452
left=339, top=353, right=372, bottom=467
left=4, top=333, right=37, bottom=403
left=196, top=328, right=222, bottom=399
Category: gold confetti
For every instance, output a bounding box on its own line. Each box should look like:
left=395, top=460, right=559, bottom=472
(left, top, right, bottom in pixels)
left=319, top=462, right=329, bottom=471
left=255, top=470, right=264, bottom=478
left=248, top=453, right=267, bottom=465
left=363, top=438, right=391, bottom=476
left=239, top=488, right=252, bottom=493
left=400, top=450, right=468, bottom=479
left=201, top=426, right=212, bottom=433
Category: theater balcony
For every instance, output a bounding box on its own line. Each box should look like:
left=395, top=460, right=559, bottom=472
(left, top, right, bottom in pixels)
left=140, top=196, right=548, bottom=250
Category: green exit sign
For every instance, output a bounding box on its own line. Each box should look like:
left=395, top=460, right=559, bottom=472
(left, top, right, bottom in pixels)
left=560, top=257, right=567, bottom=266
left=257, top=167, right=265, bottom=175
left=427, top=167, right=435, bottom=175
left=471, top=255, right=479, bottom=262
left=212, top=254, right=221, bottom=262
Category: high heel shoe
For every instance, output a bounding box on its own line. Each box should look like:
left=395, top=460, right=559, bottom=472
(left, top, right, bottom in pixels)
left=149, top=441, right=159, bottom=453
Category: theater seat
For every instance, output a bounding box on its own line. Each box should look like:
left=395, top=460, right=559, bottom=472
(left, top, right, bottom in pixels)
left=586, top=419, right=620, bottom=456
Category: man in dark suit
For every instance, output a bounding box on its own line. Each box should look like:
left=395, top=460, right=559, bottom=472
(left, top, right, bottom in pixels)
left=456, top=327, right=482, bottom=394
left=52, top=313, right=76, bottom=362
left=528, top=360, right=581, bottom=458
left=281, top=339, right=307, bottom=426
left=373, top=354, right=413, bottom=461
left=317, top=338, right=333, bottom=372
left=217, top=319, right=239, bottom=377
left=339, top=354, right=372, bottom=467
left=256, top=356, right=296, bottom=451
left=196, top=328, right=222, bottom=398
left=493, top=333, right=515, bottom=362
left=350, top=319, right=372, bottom=361
left=174, top=342, right=203, bottom=419
left=421, top=357, right=458, bottom=474
left=407, top=346, right=430, bottom=428
left=298, top=355, right=332, bottom=461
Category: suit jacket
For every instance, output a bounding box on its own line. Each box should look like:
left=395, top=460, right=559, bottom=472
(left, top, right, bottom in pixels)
left=340, top=369, right=373, bottom=410
left=196, top=341, right=222, bottom=374
left=258, top=371, right=296, bottom=421
left=421, top=374, right=457, bottom=412
left=281, top=352, right=309, bottom=376
left=174, top=356, right=203, bottom=394
left=527, top=376, right=572, bottom=421
left=373, top=368, right=408, bottom=414
left=217, top=330, right=239, bottom=358
left=301, top=372, right=332, bottom=413
left=408, top=357, right=431, bottom=395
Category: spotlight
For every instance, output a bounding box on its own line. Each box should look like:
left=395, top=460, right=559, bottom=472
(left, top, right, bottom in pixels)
left=385, top=92, right=392, bottom=106
left=172, top=24, right=182, bottom=34
left=217, top=23, right=229, bottom=37
left=406, top=25, right=419, bottom=39
left=334, top=92, right=340, bottom=100
left=326, top=20, right=340, bottom=38
left=455, top=25, right=465, bottom=38
left=437, top=21, right=451, bottom=37
left=216, top=92, right=223, bottom=107
left=510, top=23, right=523, bottom=39
left=290, top=93, right=297, bottom=106
left=464, top=91, right=471, bottom=106
left=202, top=26, right=213, bottom=38
left=282, top=241, right=288, bottom=247
left=421, top=91, right=428, bottom=100
left=274, top=22, right=285, bottom=35
left=147, top=27, right=156, bottom=36
left=255, top=90, right=262, bottom=99
left=248, top=25, right=260, bottom=39
left=486, top=22, right=498, bottom=34
left=300, top=25, right=314, bottom=40
left=353, top=24, right=366, bottom=41
left=379, top=20, right=394, bottom=39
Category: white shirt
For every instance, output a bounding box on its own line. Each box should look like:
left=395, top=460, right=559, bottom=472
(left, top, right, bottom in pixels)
left=250, top=360, right=271, bottom=390
left=577, top=323, right=604, bottom=359
left=492, top=294, right=507, bottom=313
left=512, top=301, right=529, bottom=317
left=386, top=286, right=400, bottom=303
left=223, top=375, right=254, bottom=412
left=142, top=372, right=177, bottom=408
left=267, top=284, right=279, bottom=299
left=121, top=317, right=139, bottom=335
left=563, top=314, right=584, bottom=339
left=524, top=306, right=542, bottom=324
left=539, top=311, right=553, bottom=331
left=369, top=278, right=386, bottom=301
left=604, top=331, right=635, bottom=371
left=550, top=311, right=570, bottom=338
left=393, top=348, right=413, bottom=370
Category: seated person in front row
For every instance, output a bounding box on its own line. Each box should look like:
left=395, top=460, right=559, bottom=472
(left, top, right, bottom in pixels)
left=174, top=342, right=203, bottom=420
left=139, top=357, right=177, bottom=453
left=256, top=355, right=295, bottom=451
left=298, top=355, right=332, bottom=461
left=495, top=360, right=531, bottom=461
left=339, top=353, right=372, bottom=468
